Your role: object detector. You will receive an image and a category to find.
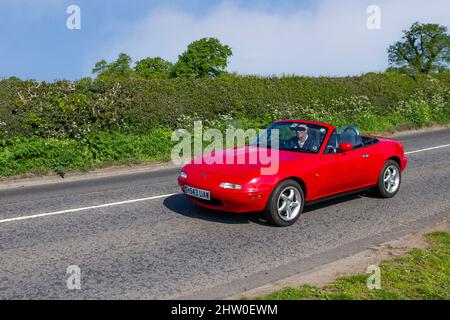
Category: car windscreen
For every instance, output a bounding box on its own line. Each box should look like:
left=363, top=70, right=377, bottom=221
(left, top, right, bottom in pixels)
left=252, top=122, right=328, bottom=153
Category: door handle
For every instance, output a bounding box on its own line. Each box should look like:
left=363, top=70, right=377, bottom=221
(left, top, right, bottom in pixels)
left=362, top=154, right=370, bottom=158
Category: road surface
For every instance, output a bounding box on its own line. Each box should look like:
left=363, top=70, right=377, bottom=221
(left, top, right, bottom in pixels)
left=0, top=128, right=449, bottom=299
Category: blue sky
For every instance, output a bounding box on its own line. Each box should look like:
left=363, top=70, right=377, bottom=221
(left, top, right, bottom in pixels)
left=0, top=0, right=448, bottom=81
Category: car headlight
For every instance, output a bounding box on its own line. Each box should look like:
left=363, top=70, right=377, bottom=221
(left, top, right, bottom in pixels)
left=179, top=171, right=188, bottom=179
left=220, top=182, right=242, bottom=190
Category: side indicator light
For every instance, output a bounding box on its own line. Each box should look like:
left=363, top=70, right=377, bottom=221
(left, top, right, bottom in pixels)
left=249, top=194, right=263, bottom=200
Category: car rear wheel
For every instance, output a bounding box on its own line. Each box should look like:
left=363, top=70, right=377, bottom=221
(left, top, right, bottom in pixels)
left=264, top=179, right=304, bottom=227
left=375, top=160, right=401, bottom=198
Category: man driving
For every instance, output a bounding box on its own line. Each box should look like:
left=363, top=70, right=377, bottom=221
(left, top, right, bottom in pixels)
left=288, top=125, right=319, bottom=151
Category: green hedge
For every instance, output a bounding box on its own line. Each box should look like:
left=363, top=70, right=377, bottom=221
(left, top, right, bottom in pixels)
left=0, top=72, right=449, bottom=176
left=1, top=72, right=449, bottom=139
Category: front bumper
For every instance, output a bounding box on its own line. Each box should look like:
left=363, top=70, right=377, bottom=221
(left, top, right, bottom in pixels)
left=401, top=155, right=408, bottom=172
left=179, top=184, right=270, bottom=213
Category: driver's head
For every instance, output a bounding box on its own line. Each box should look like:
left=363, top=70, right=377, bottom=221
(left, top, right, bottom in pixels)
left=295, top=126, right=308, bottom=139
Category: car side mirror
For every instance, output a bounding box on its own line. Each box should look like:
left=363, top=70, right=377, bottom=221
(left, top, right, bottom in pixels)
left=339, top=142, right=353, bottom=153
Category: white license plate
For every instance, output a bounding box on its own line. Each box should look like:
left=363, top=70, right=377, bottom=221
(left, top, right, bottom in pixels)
left=184, top=186, right=211, bottom=201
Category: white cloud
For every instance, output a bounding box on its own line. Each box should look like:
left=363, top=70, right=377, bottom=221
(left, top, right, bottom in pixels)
left=88, top=0, right=450, bottom=77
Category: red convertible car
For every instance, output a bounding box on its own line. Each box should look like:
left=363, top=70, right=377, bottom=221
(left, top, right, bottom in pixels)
left=178, top=120, right=408, bottom=227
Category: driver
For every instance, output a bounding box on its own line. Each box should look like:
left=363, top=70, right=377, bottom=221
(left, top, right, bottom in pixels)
left=288, top=126, right=319, bottom=151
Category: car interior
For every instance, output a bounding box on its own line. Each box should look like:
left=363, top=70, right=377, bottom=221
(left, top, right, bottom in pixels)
left=325, top=126, right=379, bottom=154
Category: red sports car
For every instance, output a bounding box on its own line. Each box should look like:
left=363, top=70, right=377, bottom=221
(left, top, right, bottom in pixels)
left=178, top=120, right=408, bottom=227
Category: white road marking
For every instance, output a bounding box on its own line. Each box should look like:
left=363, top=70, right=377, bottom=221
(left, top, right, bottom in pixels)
left=1, top=143, right=449, bottom=225
left=404, top=144, right=450, bottom=155
left=0, top=193, right=177, bottom=224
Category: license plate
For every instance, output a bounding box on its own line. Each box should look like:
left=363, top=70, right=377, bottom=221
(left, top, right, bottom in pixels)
left=184, top=186, right=211, bottom=201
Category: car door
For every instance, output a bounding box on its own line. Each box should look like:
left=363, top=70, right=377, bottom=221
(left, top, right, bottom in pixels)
left=344, top=146, right=373, bottom=189
left=318, top=130, right=354, bottom=197
left=357, top=142, right=385, bottom=186
left=335, top=128, right=375, bottom=190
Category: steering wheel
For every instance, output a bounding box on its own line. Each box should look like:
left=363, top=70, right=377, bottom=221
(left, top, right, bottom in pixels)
left=339, top=125, right=363, bottom=148
left=341, top=125, right=360, bottom=137
left=280, top=139, right=291, bottom=149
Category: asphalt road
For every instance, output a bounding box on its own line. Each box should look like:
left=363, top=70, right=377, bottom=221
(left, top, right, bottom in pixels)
left=0, top=128, right=449, bottom=299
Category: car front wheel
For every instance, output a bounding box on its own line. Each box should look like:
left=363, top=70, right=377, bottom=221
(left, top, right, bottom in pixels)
left=264, top=179, right=304, bottom=227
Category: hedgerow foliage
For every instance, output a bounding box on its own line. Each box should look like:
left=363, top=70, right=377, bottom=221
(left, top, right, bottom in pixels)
left=0, top=72, right=449, bottom=176
left=1, top=72, right=449, bottom=139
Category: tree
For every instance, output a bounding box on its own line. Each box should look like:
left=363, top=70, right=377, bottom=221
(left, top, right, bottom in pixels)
left=134, top=57, right=173, bottom=79
left=172, top=37, right=233, bottom=78
left=6, top=76, right=21, bottom=81
left=388, top=22, right=449, bottom=75
left=92, top=53, right=134, bottom=79
left=92, top=60, right=108, bottom=75
left=109, top=53, right=134, bottom=77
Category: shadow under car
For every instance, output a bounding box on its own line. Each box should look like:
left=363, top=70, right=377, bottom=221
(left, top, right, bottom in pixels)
left=164, top=191, right=372, bottom=225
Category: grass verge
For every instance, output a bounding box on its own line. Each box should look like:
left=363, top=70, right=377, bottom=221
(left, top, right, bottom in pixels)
left=257, top=232, right=450, bottom=300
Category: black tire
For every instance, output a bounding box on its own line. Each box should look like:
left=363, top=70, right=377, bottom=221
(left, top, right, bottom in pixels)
left=374, top=160, right=401, bottom=198
left=264, top=179, right=305, bottom=227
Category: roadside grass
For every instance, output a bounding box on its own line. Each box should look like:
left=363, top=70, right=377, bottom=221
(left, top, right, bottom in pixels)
left=257, top=232, right=450, bottom=300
